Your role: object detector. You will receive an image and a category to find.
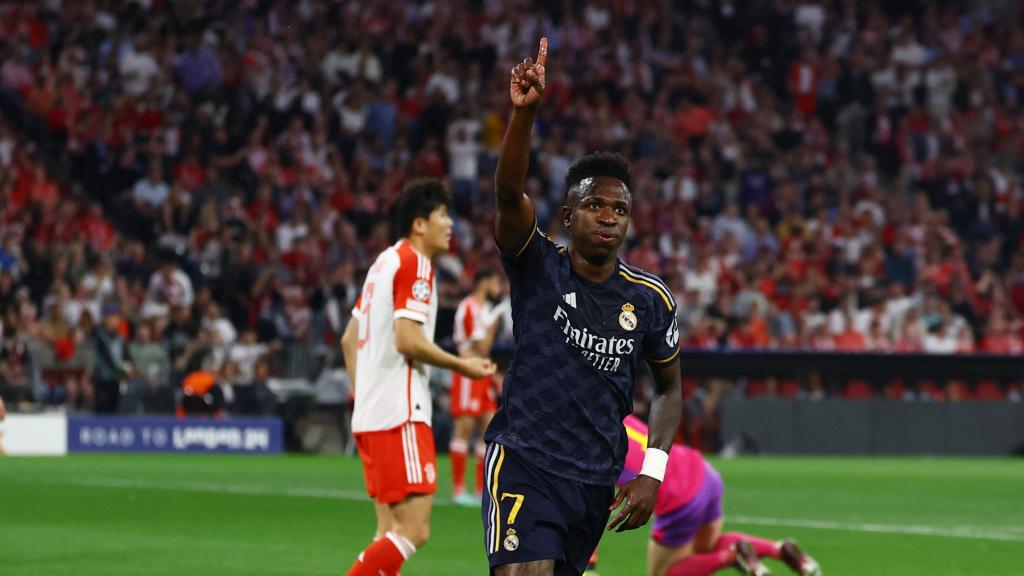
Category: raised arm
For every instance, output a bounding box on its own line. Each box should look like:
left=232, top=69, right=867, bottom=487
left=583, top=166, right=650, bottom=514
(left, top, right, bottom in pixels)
left=495, top=38, right=548, bottom=252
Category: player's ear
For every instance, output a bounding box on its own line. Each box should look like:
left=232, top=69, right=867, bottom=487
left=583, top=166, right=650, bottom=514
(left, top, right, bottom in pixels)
left=411, top=216, right=427, bottom=236
left=561, top=205, right=571, bottom=227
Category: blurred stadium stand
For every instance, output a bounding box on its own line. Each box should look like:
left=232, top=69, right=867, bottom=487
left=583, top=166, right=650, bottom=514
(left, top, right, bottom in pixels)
left=2, top=0, right=1024, bottom=452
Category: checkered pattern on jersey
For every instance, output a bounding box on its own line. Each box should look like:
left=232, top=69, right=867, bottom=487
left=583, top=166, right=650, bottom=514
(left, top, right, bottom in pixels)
left=485, top=227, right=678, bottom=485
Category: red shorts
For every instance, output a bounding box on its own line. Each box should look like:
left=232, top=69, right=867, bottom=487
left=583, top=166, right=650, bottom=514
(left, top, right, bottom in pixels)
left=450, top=374, right=497, bottom=418
left=354, top=422, right=437, bottom=504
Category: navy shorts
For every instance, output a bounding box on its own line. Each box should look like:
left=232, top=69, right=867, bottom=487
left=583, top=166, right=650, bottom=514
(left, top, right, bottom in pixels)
left=481, top=443, right=614, bottom=576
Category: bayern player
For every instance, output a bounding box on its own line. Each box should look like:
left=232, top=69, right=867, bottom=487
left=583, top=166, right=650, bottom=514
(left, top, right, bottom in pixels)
left=483, top=38, right=683, bottom=576
left=587, top=415, right=822, bottom=576
left=341, top=178, right=495, bottom=576
left=449, top=268, right=507, bottom=505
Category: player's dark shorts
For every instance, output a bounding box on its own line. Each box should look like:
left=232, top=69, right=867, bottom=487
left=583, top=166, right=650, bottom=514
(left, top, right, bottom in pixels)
left=481, top=442, right=614, bottom=576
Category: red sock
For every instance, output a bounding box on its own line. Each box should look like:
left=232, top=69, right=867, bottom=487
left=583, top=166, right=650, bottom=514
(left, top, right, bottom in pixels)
left=588, top=547, right=599, bottom=566
left=450, top=440, right=468, bottom=495
left=665, top=549, right=735, bottom=576
left=714, top=532, right=780, bottom=559
left=347, top=532, right=415, bottom=576
left=474, top=444, right=486, bottom=494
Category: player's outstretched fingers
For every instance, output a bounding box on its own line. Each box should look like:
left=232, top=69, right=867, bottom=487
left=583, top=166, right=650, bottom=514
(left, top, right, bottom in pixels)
left=537, top=37, right=548, bottom=67
left=607, top=490, right=634, bottom=532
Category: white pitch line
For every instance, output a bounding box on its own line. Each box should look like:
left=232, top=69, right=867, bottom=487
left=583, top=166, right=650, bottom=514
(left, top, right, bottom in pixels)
left=61, top=476, right=369, bottom=501
left=729, top=515, right=1024, bottom=543
left=54, top=477, right=1024, bottom=544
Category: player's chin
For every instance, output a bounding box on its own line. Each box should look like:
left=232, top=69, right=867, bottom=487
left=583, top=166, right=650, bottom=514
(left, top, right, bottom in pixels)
left=581, top=239, right=623, bottom=259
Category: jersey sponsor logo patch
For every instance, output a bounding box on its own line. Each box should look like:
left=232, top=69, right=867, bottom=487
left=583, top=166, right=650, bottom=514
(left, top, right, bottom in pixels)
left=503, top=528, right=520, bottom=551
left=553, top=305, right=634, bottom=372
left=619, top=303, right=637, bottom=331
left=412, top=279, right=431, bottom=302
left=666, top=317, right=679, bottom=348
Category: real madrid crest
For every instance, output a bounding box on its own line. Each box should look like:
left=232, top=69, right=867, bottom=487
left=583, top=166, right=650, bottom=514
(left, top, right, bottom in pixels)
left=503, top=528, right=520, bottom=551
left=619, top=303, right=637, bottom=331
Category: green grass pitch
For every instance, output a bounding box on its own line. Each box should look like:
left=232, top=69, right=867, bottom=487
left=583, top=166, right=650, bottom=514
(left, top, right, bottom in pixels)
left=1, top=454, right=1021, bottom=575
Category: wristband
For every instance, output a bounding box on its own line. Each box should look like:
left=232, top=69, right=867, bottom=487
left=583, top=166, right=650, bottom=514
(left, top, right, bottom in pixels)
left=639, top=447, right=668, bottom=482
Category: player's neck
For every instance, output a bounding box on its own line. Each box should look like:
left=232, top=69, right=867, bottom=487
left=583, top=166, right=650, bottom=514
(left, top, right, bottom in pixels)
left=568, top=248, right=617, bottom=283
left=404, top=235, right=435, bottom=259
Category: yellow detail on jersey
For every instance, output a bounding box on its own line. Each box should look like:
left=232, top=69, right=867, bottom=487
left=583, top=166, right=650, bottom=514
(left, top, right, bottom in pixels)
left=617, top=271, right=672, bottom=310
left=625, top=424, right=648, bottom=450
left=501, top=492, right=526, bottom=525
left=512, top=226, right=538, bottom=258
left=646, top=347, right=680, bottom=365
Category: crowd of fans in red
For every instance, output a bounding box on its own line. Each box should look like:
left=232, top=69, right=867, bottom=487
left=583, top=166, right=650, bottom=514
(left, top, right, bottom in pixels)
left=2, top=0, right=1024, bottom=409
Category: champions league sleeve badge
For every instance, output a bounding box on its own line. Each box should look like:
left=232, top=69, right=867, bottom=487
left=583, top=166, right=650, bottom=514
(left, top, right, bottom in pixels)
left=412, top=279, right=431, bottom=302
left=619, top=303, right=637, bottom=331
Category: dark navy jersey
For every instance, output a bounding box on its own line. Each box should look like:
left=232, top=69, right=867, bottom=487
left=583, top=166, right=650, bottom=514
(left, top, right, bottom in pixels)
left=485, top=224, right=680, bottom=485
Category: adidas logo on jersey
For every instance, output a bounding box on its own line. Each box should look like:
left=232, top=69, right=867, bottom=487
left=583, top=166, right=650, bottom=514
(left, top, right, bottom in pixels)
left=563, top=292, right=577, bottom=308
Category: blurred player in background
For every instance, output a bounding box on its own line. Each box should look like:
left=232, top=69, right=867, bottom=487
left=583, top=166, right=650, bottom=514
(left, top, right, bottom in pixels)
left=585, top=415, right=822, bottom=576
left=450, top=268, right=508, bottom=505
left=483, top=38, right=683, bottom=576
left=340, top=178, right=495, bottom=576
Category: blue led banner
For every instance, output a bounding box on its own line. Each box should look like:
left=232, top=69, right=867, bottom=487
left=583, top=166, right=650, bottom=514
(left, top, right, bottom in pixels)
left=67, top=415, right=284, bottom=454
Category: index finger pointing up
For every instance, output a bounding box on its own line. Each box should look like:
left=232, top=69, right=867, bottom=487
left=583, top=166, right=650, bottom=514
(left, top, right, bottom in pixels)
left=537, top=37, right=548, bottom=67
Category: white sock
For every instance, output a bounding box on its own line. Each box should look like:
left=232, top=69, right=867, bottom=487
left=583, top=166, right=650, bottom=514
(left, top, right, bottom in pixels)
left=385, top=531, right=417, bottom=560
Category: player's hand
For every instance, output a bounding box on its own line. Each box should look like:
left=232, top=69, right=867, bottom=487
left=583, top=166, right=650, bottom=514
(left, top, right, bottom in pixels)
left=606, top=475, right=660, bottom=532
left=509, top=37, right=547, bottom=109
left=457, top=357, right=497, bottom=380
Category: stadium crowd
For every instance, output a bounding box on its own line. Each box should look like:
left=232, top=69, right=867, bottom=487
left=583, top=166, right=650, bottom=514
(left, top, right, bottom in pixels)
left=2, top=0, right=1024, bottom=410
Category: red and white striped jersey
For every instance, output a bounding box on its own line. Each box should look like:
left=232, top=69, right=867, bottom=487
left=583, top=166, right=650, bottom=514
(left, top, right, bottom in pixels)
left=452, top=295, right=488, bottom=355
left=350, top=240, right=438, bottom=433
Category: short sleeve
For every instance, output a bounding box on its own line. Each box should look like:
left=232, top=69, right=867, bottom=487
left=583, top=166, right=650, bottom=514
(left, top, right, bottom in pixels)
left=469, top=306, right=487, bottom=342
left=351, top=295, right=363, bottom=320
left=393, top=249, right=432, bottom=323
left=643, top=300, right=680, bottom=366
left=465, top=303, right=486, bottom=342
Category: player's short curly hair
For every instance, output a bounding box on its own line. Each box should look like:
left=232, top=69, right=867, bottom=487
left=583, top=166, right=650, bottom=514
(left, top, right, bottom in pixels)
left=392, top=177, right=451, bottom=237
left=564, top=152, right=634, bottom=197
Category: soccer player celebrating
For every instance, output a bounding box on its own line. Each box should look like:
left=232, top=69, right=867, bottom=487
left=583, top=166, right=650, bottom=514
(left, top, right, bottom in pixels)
left=341, top=178, right=496, bottom=576
left=450, top=268, right=507, bottom=505
left=482, top=38, right=683, bottom=576
left=590, top=415, right=822, bottom=576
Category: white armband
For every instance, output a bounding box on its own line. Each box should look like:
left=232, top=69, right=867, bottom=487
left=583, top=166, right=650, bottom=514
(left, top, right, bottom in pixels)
left=639, top=447, right=669, bottom=482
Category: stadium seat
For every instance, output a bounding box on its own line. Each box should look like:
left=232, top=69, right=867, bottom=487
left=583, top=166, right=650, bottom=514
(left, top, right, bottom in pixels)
left=779, top=379, right=802, bottom=398
left=975, top=381, right=1005, bottom=401
left=917, top=380, right=945, bottom=402
left=745, top=379, right=768, bottom=397
left=945, top=380, right=972, bottom=402
left=883, top=379, right=906, bottom=400
left=843, top=380, right=873, bottom=399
